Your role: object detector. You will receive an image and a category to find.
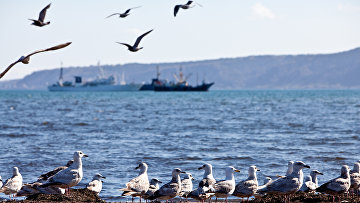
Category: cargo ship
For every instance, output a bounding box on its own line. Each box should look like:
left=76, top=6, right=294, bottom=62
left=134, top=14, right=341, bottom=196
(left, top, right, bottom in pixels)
left=48, top=64, right=142, bottom=92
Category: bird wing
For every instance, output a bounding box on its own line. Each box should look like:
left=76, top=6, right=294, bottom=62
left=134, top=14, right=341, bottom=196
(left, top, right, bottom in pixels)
left=0, top=60, right=21, bottom=79
left=214, top=180, right=233, bottom=194
left=38, top=166, right=67, bottom=182
left=25, top=42, right=72, bottom=59
left=199, top=178, right=216, bottom=188
left=38, top=3, right=51, bottom=22
left=174, top=5, right=181, bottom=17
left=126, top=174, right=149, bottom=192
left=116, top=42, right=133, bottom=49
left=125, top=6, right=141, bottom=14
left=49, top=168, right=78, bottom=184
left=186, top=1, right=194, bottom=5
left=3, top=175, right=22, bottom=191
left=0, top=42, right=71, bottom=79
left=106, top=13, right=121, bottom=18
left=134, top=29, right=153, bottom=47
left=158, top=182, right=179, bottom=196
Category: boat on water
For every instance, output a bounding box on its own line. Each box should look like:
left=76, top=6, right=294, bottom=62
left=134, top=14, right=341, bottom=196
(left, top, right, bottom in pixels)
left=48, top=64, right=142, bottom=92
left=140, top=66, right=214, bottom=91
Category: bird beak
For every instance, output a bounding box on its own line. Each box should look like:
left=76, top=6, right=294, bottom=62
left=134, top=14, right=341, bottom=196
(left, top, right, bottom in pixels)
left=198, top=166, right=204, bottom=170
left=158, top=180, right=162, bottom=183
left=304, top=165, right=310, bottom=168
left=180, top=171, right=186, bottom=174
left=102, top=176, right=106, bottom=179
left=234, top=169, right=240, bottom=173
left=192, top=177, right=195, bottom=180
left=318, top=172, right=324, bottom=175
left=135, top=166, right=140, bottom=170
left=83, top=154, right=88, bottom=157
left=257, top=169, right=261, bottom=171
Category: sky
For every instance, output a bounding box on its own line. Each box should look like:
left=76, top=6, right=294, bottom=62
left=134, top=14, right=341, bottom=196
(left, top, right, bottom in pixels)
left=0, top=0, right=360, bottom=80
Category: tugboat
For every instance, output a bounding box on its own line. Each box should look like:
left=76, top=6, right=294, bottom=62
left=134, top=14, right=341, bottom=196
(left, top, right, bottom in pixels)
left=48, top=62, right=142, bottom=92
left=153, top=67, right=214, bottom=91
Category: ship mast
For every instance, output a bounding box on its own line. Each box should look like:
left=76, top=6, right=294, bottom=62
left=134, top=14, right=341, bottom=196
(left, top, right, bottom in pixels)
left=156, top=65, right=160, bottom=80
left=58, top=62, right=63, bottom=86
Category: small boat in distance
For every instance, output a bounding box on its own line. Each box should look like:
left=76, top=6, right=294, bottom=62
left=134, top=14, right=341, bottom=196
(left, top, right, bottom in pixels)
left=48, top=63, right=142, bottom=92
left=151, top=67, right=214, bottom=92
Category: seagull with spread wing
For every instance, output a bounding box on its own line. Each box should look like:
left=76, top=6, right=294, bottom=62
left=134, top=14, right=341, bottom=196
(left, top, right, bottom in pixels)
left=0, top=42, right=72, bottom=79
left=29, top=3, right=51, bottom=27
left=116, top=29, right=153, bottom=52
left=174, top=1, right=202, bottom=17
left=106, top=6, right=141, bottom=18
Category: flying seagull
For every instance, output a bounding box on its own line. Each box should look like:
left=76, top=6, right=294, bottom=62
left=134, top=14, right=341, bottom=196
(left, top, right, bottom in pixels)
left=0, top=42, right=72, bottom=79
left=29, top=3, right=51, bottom=27
left=106, top=6, right=141, bottom=18
left=116, top=29, right=153, bottom=52
left=174, top=1, right=201, bottom=17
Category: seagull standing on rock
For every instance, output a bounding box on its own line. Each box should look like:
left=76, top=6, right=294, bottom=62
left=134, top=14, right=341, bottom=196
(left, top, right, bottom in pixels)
left=212, top=166, right=240, bottom=202
left=149, top=168, right=186, bottom=200
left=86, top=173, right=106, bottom=194
left=258, top=161, right=310, bottom=201
left=0, top=167, right=23, bottom=199
left=143, top=178, right=162, bottom=200
left=40, top=151, right=88, bottom=195
left=120, top=162, right=150, bottom=201
left=316, top=165, right=351, bottom=202
left=233, top=165, right=260, bottom=201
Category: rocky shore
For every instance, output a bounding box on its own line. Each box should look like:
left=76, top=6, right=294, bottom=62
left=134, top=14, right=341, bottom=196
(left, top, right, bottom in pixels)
left=1, top=190, right=360, bottom=202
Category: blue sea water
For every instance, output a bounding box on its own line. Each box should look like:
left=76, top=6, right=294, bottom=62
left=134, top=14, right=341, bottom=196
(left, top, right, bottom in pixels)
left=0, top=90, right=359, bottom=201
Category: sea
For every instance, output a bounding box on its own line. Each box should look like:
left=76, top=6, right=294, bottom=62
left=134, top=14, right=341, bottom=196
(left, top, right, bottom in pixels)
left=0, top=90, right=359, bottom=201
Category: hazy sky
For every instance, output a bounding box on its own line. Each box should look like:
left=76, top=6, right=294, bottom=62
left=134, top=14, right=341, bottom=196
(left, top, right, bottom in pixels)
left=1, top=0, right=359, bottom=80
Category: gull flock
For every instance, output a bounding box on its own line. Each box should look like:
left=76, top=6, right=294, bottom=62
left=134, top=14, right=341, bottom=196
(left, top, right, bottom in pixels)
left=1, top=151, right=360, bottom=202
left=0, top=1, right=201, bottom=79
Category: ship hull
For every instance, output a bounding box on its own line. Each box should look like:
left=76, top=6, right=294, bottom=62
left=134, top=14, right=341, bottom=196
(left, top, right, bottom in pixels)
left=154, top=82, right=214, bottom=92
left=48, top=84, right=142, bottom=92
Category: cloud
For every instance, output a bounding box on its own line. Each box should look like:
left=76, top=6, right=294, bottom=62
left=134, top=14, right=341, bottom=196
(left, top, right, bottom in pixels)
left=252, top=3, right=275, bottom=19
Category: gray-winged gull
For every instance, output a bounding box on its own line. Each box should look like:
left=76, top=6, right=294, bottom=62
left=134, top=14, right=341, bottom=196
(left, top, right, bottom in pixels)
left=0, top=42, right=72, bottom=79
left=350, top=162, right=360, bottom=194
left=310, top=170, right=323, bottom=188
left=258, top=161, right=310, bottom=198
left=316, top=165, right=351, bottom=202
left=233, top=165, right=260, bottom=201
left=198, top=163, right=216, bottom=189
left=40, top=151, right=88, bottom=194
left=143, top=178, right=162, bottom=200
left=106, top=6, right=141, bottom=18
left=120, top=162, right=150, bottom=200
left=180, top=172, right=194, bottom=198
left=148, top=168, right=186, bottom=200
left=300, top=175, right=317, bottom=192
left=116, top=29, right=153, bottom=52
left=0, top=167, right=23, bottom=199
left=29, top=3, right=51, bottom=27
left=86, top=173, right=106, bottom=194
left=211, top=166, right=240, bottom=202
left=37, top=160, right=74, bottom=183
